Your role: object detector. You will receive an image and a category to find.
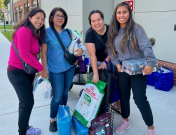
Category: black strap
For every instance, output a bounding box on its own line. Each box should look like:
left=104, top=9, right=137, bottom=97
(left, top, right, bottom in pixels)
left=12, top=40, right=25, bottom=64
left=92, top=29, right=106, bottom=47
left=65, top=29, right=72, bottom=39
left=51, top=27, right=67, bottom=53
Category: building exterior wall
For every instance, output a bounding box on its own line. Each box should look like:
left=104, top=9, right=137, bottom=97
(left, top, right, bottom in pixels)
left=133, top=0, right=176, bottom=64
left=41, top=0, right=82, bottom=33
left=14, top=0, right=41, bottom=23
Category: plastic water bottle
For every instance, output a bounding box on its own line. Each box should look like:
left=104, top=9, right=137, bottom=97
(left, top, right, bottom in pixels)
left=38, top=78, right=44, bottom=84
left=57, top=106, right=71, bottom=135
left=74, top=41, right=79, bottom=55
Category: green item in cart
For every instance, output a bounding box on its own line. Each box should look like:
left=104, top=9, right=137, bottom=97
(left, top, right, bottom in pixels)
left=73, top=77, right=106, bottom=128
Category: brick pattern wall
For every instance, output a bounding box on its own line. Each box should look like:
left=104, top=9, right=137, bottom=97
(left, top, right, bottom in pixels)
left=157, top=60, right=176, bottom=86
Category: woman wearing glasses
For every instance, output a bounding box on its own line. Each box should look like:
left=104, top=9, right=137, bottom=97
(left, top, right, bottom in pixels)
left=41, top=7, right=83, bottom=132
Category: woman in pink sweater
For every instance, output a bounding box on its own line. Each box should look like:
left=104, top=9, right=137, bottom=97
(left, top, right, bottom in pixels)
left=7, top=8, right=47, bottom=135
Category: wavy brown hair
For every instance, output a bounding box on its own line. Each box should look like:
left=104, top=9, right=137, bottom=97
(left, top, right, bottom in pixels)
left=12, top=8, right=46, bottom=45
left=107, top=2, right=138, bottom=57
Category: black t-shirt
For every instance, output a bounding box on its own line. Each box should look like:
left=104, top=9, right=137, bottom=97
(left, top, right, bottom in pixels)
left=85, top=25, right=109, bottom=62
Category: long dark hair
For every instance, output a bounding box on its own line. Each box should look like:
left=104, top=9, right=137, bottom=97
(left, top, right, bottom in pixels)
left=12, top=8, right=46, bottom=45
left=48, top=7, right=68, bottom=29
left=86, top=10, right=104, bottom=33
left=107, top=2, right=138, bottom=57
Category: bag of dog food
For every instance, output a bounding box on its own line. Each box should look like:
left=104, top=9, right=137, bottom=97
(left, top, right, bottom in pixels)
left=73, top=78, right=106, bottom=128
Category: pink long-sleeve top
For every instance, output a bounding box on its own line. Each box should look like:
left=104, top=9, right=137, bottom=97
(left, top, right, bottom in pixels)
left=8, top=26, right=43, bottom=72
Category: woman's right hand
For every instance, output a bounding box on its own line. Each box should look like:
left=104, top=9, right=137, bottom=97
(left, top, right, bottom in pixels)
left=92, top=74, right=99, bottom=83
left=37, top=69, right=48, bottom=79
left=116, top=64, right=123, bottom=72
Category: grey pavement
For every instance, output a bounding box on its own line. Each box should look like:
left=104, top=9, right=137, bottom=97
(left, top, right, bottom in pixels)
left=0, top=32, right=176, bottom=135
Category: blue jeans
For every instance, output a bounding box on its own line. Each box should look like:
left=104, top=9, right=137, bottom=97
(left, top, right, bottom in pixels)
left=49, top=66, right=75, bottom=119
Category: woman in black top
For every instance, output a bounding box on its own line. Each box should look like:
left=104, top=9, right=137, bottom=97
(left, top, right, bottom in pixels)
left=85, top=10, right=110, bottom=83
left=85, top=10, right=121, bottom=112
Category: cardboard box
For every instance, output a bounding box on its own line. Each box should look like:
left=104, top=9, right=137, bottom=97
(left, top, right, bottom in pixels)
left=122, top=58, right=146, bottom=75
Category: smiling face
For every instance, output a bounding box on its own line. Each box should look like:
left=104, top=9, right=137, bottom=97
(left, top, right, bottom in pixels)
left=29, top=12, right=45, bottom=30
left=116, top=6, right=130, bottom=28
left=52, top=10, right=65, bottom=28
left=90, top=13, right=104, bottom=32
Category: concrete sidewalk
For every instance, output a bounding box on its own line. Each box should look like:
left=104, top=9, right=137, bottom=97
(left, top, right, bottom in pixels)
left=0, top=32, right=176, bottom=135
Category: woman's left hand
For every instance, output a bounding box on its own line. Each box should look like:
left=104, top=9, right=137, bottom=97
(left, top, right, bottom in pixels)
left=74, top=48, right=83, bottom=56
left=98, top=62, right=107, bottom=70
left=143, top=66, right=153, bottom=75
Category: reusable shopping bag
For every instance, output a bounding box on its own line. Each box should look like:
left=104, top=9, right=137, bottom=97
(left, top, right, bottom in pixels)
left=89, top=112, right=112, bottom=135
left=154, top=67, right=174, bottom=91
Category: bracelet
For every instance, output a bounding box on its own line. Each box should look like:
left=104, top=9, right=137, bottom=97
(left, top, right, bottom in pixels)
left=104, top=60, right=108, bottom=65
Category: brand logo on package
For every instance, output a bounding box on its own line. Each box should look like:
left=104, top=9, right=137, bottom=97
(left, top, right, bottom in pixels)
left=124, top=1, right=133, bottom=11
left=90, top=86, right=94, bottom=91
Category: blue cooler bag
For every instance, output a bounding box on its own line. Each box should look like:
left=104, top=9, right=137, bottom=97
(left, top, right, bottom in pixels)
left=147, top=72, right=156, bottom=86
left=57, top=105, right=71, bottom=135
left=154, top=67, right=174, bottom=92
left=72, top=116, right=89, bottom=135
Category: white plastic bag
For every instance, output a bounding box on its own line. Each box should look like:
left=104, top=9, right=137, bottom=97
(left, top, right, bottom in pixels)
left=43, top=79, right=52, bottom=99
left=68, top=30, right=86, bottom=55
left=33, top=75, right=38, bottom=95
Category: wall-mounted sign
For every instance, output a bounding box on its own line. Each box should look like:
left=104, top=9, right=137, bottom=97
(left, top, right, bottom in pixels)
left=124, top=1, right=134, bottom=11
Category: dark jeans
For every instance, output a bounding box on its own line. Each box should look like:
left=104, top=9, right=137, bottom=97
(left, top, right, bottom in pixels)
left=7, top=70, right=35, bottom=135
left=49, top=66, right=75, bottom=119
left=116, top=71, right=154, bottom=127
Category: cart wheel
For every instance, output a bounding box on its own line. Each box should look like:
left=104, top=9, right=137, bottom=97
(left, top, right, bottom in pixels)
left=79, top=89, right=83, bottom=97
left=69, top=84, right=73, bottom=91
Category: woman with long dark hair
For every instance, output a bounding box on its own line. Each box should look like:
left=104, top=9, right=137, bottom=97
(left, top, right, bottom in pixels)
left=107, top=2, right=156, bottom=135
left=7, top=8, right=47, bottom=135
left=41, top=7, right=83, bottom=132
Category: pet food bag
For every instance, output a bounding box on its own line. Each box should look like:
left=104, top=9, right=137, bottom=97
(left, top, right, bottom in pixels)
left=73, top=78, right=106, bottom=128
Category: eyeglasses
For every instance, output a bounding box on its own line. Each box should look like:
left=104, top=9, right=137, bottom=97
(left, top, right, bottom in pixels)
left=54, top=14, right=66, bottom=19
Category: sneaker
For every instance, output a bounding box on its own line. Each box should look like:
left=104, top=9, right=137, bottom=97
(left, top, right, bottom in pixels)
left=115, top=119, right=131, bottom=134
left=148, top=128, right=155, bottom=135
left=49, top=121, right=57, bottom=132
left=26, top=126, right=41, bottom=135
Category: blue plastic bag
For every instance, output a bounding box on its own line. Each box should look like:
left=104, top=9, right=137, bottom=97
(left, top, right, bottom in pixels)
left=109, top=73, right=120, bottom=103
left=56, top=106, right=71, bottom=135
left=109, top=64, right=120, bottom=103
left=154, top=67, right=174, bottom=91
left=72, top=116, right=89, bottom=135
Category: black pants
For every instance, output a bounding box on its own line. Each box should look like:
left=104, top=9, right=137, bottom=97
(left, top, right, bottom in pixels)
left=7, top=70, right=35, bottom=135
left=116, top=72, right=154, bottom=127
